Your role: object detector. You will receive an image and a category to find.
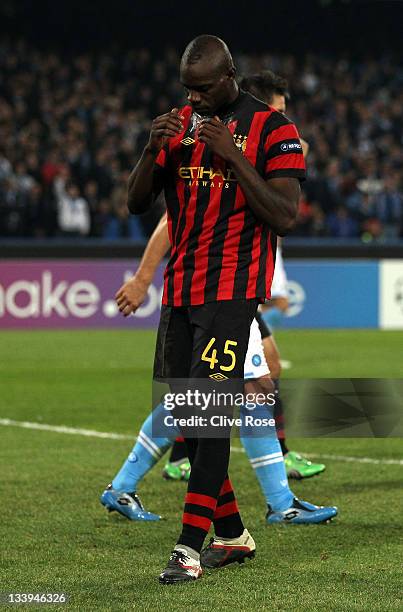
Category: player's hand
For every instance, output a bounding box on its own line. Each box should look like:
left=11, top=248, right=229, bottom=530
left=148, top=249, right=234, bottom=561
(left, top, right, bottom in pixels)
left=147, top=108, right=184, bottom=154
left=198, top=117, right=239, bottom=162
left=115, top=275, right=150, bottom=317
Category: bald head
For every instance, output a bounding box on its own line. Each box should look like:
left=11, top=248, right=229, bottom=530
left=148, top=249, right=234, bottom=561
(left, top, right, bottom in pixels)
left=181, top=35, right=234, bottom=77
left=179, top=35, right=238, bottom=115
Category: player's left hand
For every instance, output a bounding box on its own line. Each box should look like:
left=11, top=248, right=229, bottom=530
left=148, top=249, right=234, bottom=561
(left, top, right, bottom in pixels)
left=198, top=117, right=239, bottom=162
left=115, top=275, right=149, bottom=317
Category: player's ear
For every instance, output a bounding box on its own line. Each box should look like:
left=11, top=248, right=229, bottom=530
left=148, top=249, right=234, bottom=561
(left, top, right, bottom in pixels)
left=227, top=65, right=236, bottom=80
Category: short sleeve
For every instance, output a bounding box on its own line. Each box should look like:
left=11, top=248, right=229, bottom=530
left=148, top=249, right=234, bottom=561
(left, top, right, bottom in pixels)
left=155, top=147, right=167, bottom=168
left=264, top=120, right=306, bottom=181
left=153, top=144, right=169, bottom=193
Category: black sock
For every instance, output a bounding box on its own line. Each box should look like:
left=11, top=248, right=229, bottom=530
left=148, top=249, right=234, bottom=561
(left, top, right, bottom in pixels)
left=213, top=476, right=244, bottom=538
left=169, top=439, right=188, bottom=463
left=272, top=378, right=288, bottom=455
left=279, top=437, right=289, bottom=456
left=177, top=439, right=243, bottom=552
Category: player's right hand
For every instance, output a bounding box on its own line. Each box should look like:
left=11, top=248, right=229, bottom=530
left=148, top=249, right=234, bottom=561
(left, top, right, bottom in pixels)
left=147, top=108, right=184, bottom=153
left=115, top=275, right=150, bottom=317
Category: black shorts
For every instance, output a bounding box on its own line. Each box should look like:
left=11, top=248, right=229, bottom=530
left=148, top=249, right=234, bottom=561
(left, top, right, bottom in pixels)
left=153, top=299, right=259, bottom=381
left=255, top=311, right=272, bottom=339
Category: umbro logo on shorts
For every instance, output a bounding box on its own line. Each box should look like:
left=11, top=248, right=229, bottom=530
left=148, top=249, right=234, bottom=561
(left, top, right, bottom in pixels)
left=209, top=372, right=228, bottom=382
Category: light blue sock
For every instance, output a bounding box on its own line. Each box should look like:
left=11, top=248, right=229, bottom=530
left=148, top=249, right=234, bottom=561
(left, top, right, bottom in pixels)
left=112, top=403, right=176, bottom=493
left=261, top=306, right=284, bottom=329
left=240, top=404, right=294, bottom=511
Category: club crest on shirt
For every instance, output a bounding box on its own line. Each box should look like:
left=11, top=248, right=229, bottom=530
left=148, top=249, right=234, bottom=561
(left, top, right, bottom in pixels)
left=233, top=134, right=247, bottom=153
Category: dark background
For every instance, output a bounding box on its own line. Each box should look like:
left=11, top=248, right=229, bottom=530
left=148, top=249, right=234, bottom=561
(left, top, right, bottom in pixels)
left=1, top=0, right=402, bottom=246
left=0, top=0, right=402, bottom=55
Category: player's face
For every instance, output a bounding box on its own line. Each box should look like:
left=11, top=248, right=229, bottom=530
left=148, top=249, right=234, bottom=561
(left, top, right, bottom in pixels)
left=180, top=61, right=235, bottom=116
left=270, top=93, right=286, bottom=113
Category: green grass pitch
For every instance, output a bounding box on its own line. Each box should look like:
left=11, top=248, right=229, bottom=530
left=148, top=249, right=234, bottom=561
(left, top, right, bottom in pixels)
left=1, top=329, right=402, bottom=611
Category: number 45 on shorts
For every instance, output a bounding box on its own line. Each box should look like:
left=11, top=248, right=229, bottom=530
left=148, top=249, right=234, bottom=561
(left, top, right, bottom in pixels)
left=201, top=337, right=238, bottom=371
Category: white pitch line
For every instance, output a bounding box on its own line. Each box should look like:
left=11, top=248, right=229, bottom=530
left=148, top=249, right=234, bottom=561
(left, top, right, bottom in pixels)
left=231, top=447, right=403, bottom=465
left=0, top=418, right=133, bottom=441
left=1, top=418, right=402, bottom=466
left=304, top=452, right=403, bottom=466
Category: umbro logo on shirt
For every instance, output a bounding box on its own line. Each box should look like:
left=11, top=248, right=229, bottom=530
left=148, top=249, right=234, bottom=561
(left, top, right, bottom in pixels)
left=181, top=136, right=196, bottom=145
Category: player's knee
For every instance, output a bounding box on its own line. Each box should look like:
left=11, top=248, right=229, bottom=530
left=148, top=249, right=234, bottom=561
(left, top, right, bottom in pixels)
left=244, top=374, right=274, bottom=397
left=242, top=375, right=276, bottom=434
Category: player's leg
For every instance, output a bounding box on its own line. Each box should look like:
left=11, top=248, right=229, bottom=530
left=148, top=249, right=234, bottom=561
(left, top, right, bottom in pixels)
left=241, top=319, right=293, bottom=509
left=257, top=312, right=326, bottom=478
left=261, top=331, right=289, bottom=452
left=186, top=300, right=256, bottom=545
left=159, top=299, right=257, bottom=583
left=242, top=378, right=336, bottom=524
left=256, top=312, right=288, bottom=451
left=153, top=305, right=205, bottom=582
left=266, top=335, right=326, bottom=478
left=102, top=305, right=191, bottom=528
left=185, top=301, right=257, bottom=570
left=197, top=471, right=256, bottom=569
left=100, top=402, right=177, bottom=521
left=241, top=319, right=337, bottom=525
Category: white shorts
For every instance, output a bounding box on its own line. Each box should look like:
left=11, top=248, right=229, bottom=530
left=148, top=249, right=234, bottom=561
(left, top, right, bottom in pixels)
left=244, top=318, right=270, bottom=380
left=271, top=246, right=288, bottom=299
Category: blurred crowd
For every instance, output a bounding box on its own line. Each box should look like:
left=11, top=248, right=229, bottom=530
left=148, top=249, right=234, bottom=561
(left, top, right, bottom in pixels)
left=0, top=40, right=402, bottom=241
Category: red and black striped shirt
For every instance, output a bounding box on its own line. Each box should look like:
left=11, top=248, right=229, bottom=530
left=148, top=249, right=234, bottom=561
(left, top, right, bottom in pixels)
left=156, top=90, right=305, bottom=307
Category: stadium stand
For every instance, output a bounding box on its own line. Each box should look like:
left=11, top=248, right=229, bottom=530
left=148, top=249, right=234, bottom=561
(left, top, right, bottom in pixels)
left=0, top=40, right=402, bottom=241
